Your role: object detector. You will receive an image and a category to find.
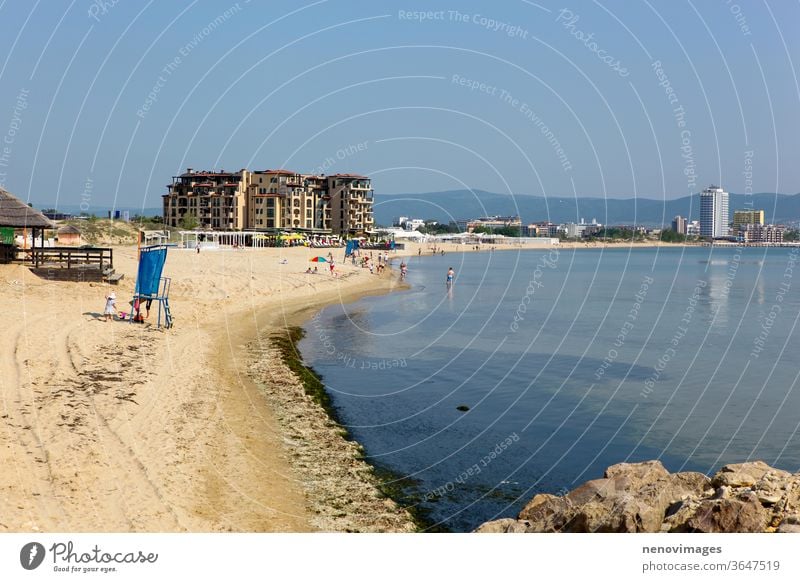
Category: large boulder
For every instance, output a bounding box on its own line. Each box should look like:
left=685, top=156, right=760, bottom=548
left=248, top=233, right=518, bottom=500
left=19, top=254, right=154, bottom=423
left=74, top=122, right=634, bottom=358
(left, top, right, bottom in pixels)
left=712, top=461, right=791, bottom=489
left=478, top=459, right=800, bottom=533
left=684, top=492, right=769, bottom=533
left=520, top=461, right=708, bottom=533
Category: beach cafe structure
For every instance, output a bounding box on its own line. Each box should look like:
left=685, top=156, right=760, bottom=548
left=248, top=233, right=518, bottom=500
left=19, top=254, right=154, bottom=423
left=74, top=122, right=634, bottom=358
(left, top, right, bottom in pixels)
left=178, top=229, right=342, bottom=249
left=0, top=187, right=55, bottom=263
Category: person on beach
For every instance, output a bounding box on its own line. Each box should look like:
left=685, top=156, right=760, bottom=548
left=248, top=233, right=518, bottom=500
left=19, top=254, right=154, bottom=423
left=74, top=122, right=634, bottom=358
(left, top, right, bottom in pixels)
left=418, top=248, right=421, bottom=257
left=145, top=298, right=153, bottom=318
left=446, top=267, right=455, bottom=289
left=103, top=292, right=116, bottom=322
left=400, top=261, right=407, bottom=280
left=329, top=259, right=335, bottom=276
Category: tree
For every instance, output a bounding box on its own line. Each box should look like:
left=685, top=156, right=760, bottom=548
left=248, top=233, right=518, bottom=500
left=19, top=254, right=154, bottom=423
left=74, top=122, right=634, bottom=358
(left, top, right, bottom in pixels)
left=179, top=214, right=198, bottom=230
left=494, top=226, right=522, bottom=237
left=784, top=229, right=799, bottom=242
left=659, top=229, right=687, bottom=243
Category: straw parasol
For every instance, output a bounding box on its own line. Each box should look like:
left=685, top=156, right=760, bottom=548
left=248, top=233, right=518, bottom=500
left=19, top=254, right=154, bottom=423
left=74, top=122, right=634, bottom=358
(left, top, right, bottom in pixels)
left=0, top=188, right=55, bottom=228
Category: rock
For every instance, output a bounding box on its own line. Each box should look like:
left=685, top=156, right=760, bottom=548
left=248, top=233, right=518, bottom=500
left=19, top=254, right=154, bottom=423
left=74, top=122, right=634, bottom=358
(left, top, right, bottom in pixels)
left=456, top=405, right=470, bottom=412
left=519, top=494, right=570, bottom=532
left=685, top=494, right=769, bottom=533
left=604, top=460, right=669, bottom=485
left=478, top=460, right=800, bottom=534
left=519, top=462, right=709, bottom=533
left=758, top=494, right=781, bottom=506
left=712, top=461, right=791, bottom=489
left=474, top=518, right=529, bottom=533
left=712, top=486, right=731, bottom=499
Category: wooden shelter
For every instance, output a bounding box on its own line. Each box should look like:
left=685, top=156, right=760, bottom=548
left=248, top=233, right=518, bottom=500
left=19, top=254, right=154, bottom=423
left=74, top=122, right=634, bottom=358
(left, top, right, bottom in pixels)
left=0, top=187, right=55, bottom=262
left=56, top=224, right=82, bottom=245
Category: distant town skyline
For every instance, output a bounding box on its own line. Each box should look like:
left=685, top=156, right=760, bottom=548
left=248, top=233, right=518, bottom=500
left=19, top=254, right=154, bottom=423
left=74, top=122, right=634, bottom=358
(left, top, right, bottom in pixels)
left=1, top=1, right=798, bottom=209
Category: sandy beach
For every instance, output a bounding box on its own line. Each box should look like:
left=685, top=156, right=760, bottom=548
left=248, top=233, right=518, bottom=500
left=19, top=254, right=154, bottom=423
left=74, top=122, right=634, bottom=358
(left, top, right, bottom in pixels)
left=0, top=244, right=415, bottom=532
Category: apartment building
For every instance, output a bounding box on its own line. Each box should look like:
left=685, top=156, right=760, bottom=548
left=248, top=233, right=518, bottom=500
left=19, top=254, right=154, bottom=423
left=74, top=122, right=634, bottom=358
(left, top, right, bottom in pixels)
left=733, top=209, right=765, bottom=229
left=163, top=169, right=249, bottom=230
left=737, top=223, right=785, bottom=243
left=326, top=174, right=374, bottom=237
left=672, top=215, right=687, bottom=235
left=163, top=168, right=373, bottom=235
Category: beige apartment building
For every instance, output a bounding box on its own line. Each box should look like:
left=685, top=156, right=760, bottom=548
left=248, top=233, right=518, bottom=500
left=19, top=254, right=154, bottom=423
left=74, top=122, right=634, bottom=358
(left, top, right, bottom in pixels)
left=163, top=169, right=249, bottom=230
left=163, top=168, right=373, bottom=235
left=737, top=223, right=784, bottom=243
left=733, top=209, right=765, bottom=229
left=327, top=173, right=374, bottom=236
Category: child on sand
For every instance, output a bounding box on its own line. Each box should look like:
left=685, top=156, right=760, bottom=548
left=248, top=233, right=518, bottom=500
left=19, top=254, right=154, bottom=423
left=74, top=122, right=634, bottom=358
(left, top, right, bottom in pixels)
left=104, top=292, right=116, bottom=322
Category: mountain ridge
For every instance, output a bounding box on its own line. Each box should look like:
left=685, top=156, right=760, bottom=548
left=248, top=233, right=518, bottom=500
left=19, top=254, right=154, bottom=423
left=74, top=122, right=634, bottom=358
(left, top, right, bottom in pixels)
left=373, top=190, right=800, bottom=227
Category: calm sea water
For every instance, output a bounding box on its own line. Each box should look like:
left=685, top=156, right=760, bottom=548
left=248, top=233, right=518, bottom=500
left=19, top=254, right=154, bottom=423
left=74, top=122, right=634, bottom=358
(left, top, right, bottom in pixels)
left=298, top=246, right=800, bottom=531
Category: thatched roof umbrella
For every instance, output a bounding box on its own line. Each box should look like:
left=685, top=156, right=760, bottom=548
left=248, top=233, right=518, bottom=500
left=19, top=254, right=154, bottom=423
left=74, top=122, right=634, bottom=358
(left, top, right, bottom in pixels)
left=0, top=188, right=55, bottom=228
left=0, top=188, right=56, bottom=261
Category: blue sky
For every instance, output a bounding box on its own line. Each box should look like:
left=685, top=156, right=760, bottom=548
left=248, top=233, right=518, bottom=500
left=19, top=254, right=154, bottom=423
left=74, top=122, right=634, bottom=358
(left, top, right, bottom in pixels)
left=0, top=0, right=798, bottom=210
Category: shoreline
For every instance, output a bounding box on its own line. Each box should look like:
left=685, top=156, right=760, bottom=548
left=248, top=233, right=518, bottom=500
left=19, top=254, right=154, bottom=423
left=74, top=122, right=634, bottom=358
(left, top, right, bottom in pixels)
left=235, top=268, right=420, bottom=532
left=0, top=245, right=416, bottom=532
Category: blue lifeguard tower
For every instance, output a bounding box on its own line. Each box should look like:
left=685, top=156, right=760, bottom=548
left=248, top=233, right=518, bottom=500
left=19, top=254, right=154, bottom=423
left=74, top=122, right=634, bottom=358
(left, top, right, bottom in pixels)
left=132, top=244, right=173, bottom=328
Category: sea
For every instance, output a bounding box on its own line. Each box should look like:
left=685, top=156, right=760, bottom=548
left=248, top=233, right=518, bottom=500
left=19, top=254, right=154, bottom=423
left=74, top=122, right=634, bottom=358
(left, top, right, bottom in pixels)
left=298, top=246, right=800, bottom=532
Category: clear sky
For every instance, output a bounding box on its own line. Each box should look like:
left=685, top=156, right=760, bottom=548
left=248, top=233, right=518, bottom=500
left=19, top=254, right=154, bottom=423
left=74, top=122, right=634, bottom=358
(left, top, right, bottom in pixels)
left=0, top=0, right=798, bottom=210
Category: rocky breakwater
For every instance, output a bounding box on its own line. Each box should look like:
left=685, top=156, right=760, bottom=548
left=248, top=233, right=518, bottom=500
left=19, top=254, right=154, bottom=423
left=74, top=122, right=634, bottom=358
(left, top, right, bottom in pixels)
left=476, top=460, right=800, bottom=533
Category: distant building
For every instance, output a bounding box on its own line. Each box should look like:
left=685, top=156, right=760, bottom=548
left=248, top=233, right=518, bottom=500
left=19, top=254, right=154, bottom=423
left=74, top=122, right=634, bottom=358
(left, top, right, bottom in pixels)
left=563, top=218, right=602, bottom=239
left=523, top=222, right=559, bottom=237
left=733, top=209, right=765, bottom=229
left=686, top=220, right=701, bottom=236
left=466, top=215, right=521, bottom=233
left=564, top=222, right=601, bottom=238
left=700, top=185, right=729, bottom=238
left=737, top=223, right=784, bottom=243
left=44, top=211, right=74, bottom=221
left=395, top=217, right=425, bottom=231
left=672, top=215, right=687, bottom=235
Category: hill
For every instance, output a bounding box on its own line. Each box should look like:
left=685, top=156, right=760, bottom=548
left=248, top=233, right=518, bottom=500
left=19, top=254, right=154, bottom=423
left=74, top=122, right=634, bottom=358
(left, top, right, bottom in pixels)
left=60, top=218, right=173, bottom=246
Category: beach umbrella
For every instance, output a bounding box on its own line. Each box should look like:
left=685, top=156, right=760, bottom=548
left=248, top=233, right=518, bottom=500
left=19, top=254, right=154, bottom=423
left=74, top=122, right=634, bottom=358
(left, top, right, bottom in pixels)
left=309, top=256, right=328, bottom=263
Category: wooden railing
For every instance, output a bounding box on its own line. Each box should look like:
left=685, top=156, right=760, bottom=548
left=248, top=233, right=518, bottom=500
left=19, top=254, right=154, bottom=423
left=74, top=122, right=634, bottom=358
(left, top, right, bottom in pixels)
left=29, top=246, right=113, bottom=269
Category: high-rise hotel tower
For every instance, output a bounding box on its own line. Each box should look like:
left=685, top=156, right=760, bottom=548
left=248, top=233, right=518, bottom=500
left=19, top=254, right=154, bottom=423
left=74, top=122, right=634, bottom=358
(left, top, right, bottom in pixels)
left=700, top=185, right=729, bottom=239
